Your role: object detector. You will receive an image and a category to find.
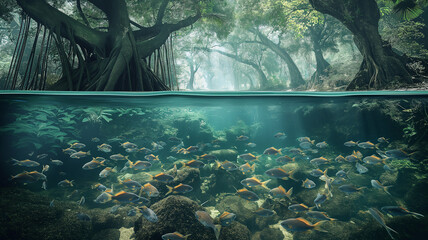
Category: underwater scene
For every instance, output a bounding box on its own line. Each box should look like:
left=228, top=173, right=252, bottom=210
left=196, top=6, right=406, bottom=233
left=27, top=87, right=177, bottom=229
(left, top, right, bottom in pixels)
left=0, top=91, right=427, bottom=240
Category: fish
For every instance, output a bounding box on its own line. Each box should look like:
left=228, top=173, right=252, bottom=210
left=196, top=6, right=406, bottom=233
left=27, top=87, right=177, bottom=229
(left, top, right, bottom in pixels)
left=82, top=159, right=105, bottom=170
left=110, top=204, right=120, bottom=214
left=314, top=193, right=328, bottom=209
left=344, top=140, right=359, bottom=147
left=238, top=153, right=258, bottom=161
left=280, top=218, right=326, bottom=232
left=145, top=154, right=159, bottom=161
left=332, top=177, right=347, bottom=185
left=132, top=160, right=152, bottom=170
left=110, top=153, right=128, bottom=161
left=247, top=142, right=257, bottom=148
left=338, top=184, right=365, bottom=194
left=216, top=160, right=238, bottom=171
left=182, top=160, right=205, bottom=168
left=97, top=143, right=112, bottom=152
left=26, top=171, right=47, bottom=181
left=49, top=200, right=55, bottom=207
left=70, top=142, right=86, bottom=149
left=196, top=154, right=217, bottom=161
left=385, top=149, right=410, bottom=159
left=236, top=188, right=259, bottom=201
left=70, top=151, right=91, bottom=159
left=139, top=206, right=158, bottom=222
left=67, top=190, right=79, bottom=198
left=140, top=183, right=160, bottom=197
left=162, top=232, right=191, bottom=240
left=263, top=147, right=281, bottom=155
left=335, top=169, right=348, bottom=178
left=276, top=155, right=295, bottom=164
left=358, top=141, right=378, bottom=149
left=371, top=180, right=392, bottom=195
left=306, top=211, right=336, bottom=221
left=166, top=183, right=193, bottom=195
left=274, top=132, right=287, bottom=139
left=110, top=191, right=143, bottom=204
left=99, top=166, right=117, bottom=178
left=76, top=213, right=91, bottom=221
left=302, top=178, right=316, bottom=189
left=168, top=137, right=182, bottom=142
left=62, top=148, right=77, bottom=155
left=77, top=196, right=85, bottom=206
left=299, top=142, right=313, bottom=149
left=335, top=155, right=346, bottom=162
left=381, top=206, right=424, bottom=218
left=236, top=135, right=249, bottom=141
left=121, top=142, right=138, bottom=149
left=316, top=141, right=328, bottom=148
left=219, top=211, right=236, bottom=226
left=310, top=169, right=328, bottom=178
left=345, top=154, right=360, bottom=163
left=91, top=137, right=100, bottom=142
left=254, top=208, right=276, bottom=217
left=36, top=154, right=49, bottom=160
left=50, top=159, right=64, bottom=165
left=125, top=148, right=139, bottom=153
left=94, top=192, right=113, bottom=204
left=167, top=156, right=177, bottom=161
left=42, top=165, right=49, bottom=173
left=195, top=210, right=220, bottom=240
left=119, top=179, right=142, bottom=191
left=265, top=168, right=296, bottom=180
left=239, top=163, right=255, bottom=174
left=368, top=208, right=398, bottom=239
left=147, top=173, right=174, bottom=183
left=383, top=164, right=394, bottom=172
left=41, top=181, right=47, bottom=190
left=288, top=204, right=312, bottom=212
left=297, top=137, right=315, bottom=143
left=322, top=176, right=333, bottom=197
left=310, top=157, right=329, bottom=166
left=377, top=137, right=389, bottom=143
left=92, top=183, right=107, bottom=191
left=58, top=179, right=74, bottom=187
left=127, top=208, right=137, bottom=216
left=289, top=148, right=305, bottom=156
left=240, top=177, right=270, bottom=189
left=363, top=155, right=386, bottom=165
left=177, top=146, right=199, bottom=154
left=12, top=159, right=40, bottom=167
left=355, top=162, right=368, bottom=174
left=152, top=141, right=165, bottom=152
left=139, top=147, right=153, bottom=154
left=269, top=185, right=293, bottom=200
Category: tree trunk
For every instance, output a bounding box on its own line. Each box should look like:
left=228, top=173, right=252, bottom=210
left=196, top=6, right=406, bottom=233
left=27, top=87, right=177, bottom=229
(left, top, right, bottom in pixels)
left=309, top=0, right=412, bottom=90
left=255, top=30, right=305, bottom=89
left=309, top=27, right=330, bottom=84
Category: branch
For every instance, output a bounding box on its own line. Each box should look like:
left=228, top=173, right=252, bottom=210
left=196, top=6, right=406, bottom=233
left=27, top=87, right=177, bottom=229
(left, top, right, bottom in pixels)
left=17, top=0, right=106, bottom=50
left=156, top=0, right=170, bottom=26
left=76, top=0, right=90, bottom=27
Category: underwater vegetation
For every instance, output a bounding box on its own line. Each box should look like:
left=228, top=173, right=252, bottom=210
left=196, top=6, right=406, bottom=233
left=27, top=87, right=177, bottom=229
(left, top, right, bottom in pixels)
left=0, top=95, right=427, bottom=240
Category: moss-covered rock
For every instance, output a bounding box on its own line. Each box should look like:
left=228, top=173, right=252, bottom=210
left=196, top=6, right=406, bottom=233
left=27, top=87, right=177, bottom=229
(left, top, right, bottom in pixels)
left=134, top=195, right=248, bottom=240
left=208, top=149, right=238, bottom=162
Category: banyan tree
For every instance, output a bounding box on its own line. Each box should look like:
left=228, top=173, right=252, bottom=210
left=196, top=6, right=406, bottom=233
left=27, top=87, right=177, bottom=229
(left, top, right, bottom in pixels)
left=7, top=0, right=227, bottom=91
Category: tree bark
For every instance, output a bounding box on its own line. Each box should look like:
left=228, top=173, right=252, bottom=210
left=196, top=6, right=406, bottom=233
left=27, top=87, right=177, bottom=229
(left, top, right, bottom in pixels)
left=16, top=0, right=201, bottom=91
left=309, top=0, right=412, bottom=90
left=309, top=26, right=331, bottom=84
left=255, top=30, right=305, bottom=89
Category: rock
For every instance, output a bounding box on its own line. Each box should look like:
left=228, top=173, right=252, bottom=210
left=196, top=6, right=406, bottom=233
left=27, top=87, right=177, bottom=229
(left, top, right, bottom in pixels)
left=254, top=228, right=284, bottom=240
left=91, top=229, right=120, bottom=240
left=134, top=195, right=249, bottom=240
left=215, top=196, right=258, bottom=229
left=219, top=221, right=250, bottom=240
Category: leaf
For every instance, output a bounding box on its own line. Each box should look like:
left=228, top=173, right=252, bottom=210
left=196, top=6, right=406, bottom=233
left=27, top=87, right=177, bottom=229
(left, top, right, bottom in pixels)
left=82, top=118, right=89, bottom=122
left=101, top=115, right=113, bottom=122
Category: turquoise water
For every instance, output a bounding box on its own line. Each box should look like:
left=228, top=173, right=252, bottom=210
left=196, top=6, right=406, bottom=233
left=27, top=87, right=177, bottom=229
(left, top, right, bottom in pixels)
left=0, top=91, right=427, bottom=240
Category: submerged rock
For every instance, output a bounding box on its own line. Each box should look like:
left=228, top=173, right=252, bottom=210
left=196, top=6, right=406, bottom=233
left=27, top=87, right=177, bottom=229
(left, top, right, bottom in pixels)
left=134, top=195, right=248, bottom=240
left=208, top=149, right=238, bottom=161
